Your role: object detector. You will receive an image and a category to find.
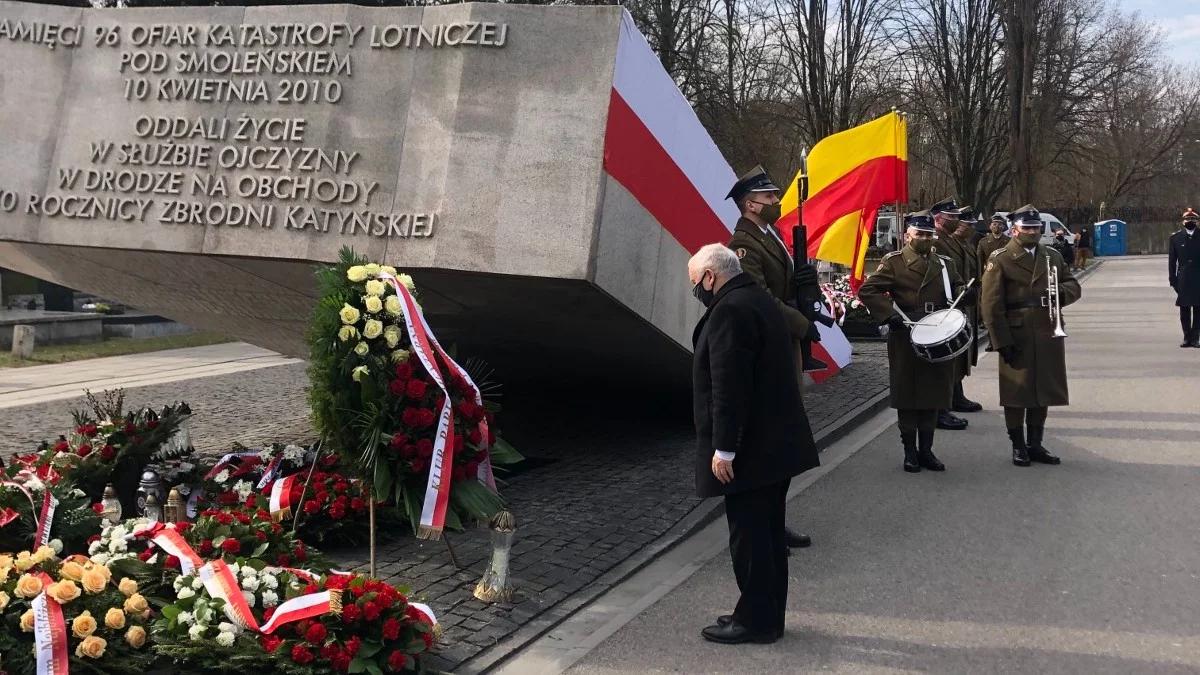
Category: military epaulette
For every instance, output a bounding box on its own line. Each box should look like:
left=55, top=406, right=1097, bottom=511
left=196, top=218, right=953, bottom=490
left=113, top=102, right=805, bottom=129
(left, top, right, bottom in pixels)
left=936, top=253, right=952, bottom=261
left=989, top=248, right=1005, bottom=257
left=883, top=251, right=902, bottom=259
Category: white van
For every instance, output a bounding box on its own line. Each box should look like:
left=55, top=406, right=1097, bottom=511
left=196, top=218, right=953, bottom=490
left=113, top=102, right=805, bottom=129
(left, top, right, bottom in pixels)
left=994, top=211, right=1069, bottom=246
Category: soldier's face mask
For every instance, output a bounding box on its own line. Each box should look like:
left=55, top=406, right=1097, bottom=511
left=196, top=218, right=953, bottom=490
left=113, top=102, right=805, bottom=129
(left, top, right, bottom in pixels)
left=751, top=199, right=781, bottom=225
left=908, top=238, right=933, bottom=254
left=692, top=270, right=716, bottom=307
left=1016, top=229, right=1041, bottom=246
left=1186, top=221, right=1197, bottom=231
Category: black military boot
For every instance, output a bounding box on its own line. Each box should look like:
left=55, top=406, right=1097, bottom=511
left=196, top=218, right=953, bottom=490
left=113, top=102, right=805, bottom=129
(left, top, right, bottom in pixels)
left=1008, top=427, right=1031, bottom=467
left=916, top=429, right=945, bottom=471
left=1026, top=426, right=1061, bottom=465
left=936, top=410, right=968, bottom=430
left=1190, top=329, right=1200, bottom=348
left=901, top=430, right=920, bottom=473
left=952, top=382, right=983, bottom=413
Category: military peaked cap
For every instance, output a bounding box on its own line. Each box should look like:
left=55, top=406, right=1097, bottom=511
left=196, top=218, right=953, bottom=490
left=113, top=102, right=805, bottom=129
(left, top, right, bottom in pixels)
left=1183, top=208, right=1199, bottom=222
left=1007, top=204, right=1041, bottom=225
left=905, top=210, right=936, bottom=232
left=928, top=198, right=964, bottom=216
left=726, top=165, right=780, bottom=202
left=959, top=206, right=979, bottom=223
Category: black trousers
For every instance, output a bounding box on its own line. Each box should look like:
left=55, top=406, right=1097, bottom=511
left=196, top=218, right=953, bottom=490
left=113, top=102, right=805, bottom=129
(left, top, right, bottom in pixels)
left=1181, top=306, right=1199, bottom=337
left=896, top=408, right=937, bottom=433
left=724, top=479, right=790, bottom=634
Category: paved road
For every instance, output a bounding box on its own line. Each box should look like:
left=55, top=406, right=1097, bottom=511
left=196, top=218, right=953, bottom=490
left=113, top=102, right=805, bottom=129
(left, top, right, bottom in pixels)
left=568, top=256, right=1200, bottom=674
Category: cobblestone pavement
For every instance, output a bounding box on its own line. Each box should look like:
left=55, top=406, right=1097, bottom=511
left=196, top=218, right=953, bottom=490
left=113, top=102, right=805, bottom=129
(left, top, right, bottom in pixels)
left=0, top=342, right=888, bottom=671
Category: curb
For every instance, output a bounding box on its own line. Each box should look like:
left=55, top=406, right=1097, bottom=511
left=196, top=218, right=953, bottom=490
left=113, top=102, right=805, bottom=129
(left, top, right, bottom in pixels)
left=461, top=386, right=892, bottom=674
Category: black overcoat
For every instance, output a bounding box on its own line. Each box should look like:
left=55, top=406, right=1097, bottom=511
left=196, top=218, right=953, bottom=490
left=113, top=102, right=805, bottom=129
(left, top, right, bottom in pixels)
left=692, top=274, right=819, bottom=499
left=1169, top=230, right=1200, bottom=307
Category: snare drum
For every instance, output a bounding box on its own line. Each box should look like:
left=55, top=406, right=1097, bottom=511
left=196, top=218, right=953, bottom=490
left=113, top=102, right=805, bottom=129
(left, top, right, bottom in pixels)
left=909, top=309, right=971, bottom=363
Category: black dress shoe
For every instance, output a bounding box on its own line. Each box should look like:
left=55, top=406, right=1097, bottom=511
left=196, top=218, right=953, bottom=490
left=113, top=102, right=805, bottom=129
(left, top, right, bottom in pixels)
left=783, top=527, right=812, bottom=548
left=1026, top=426, right=1061, bottom=465
left=702, top=621, right=779, bottom=644
left=802, top=356, right=829, bottom=372
left=936, top=410, right=968, bottom=430
left=952, top=383, right=983, bottom=412
left=902, top=430, right=920, bottom=473
left=717, top=615, right=785, bottom=639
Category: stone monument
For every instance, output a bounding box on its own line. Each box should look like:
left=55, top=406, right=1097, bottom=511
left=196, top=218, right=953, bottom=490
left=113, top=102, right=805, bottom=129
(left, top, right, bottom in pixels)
left=0, top=2, right=741, bottom=388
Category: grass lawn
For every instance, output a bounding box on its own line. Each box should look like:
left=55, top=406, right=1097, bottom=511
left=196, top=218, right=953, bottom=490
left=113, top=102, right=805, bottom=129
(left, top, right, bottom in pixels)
left=0, top=332, right=233, bottom=368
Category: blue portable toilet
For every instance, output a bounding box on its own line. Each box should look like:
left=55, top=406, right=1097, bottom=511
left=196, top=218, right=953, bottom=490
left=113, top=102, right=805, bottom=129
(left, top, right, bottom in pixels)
left=1093, top=219, right=1127, bottom=256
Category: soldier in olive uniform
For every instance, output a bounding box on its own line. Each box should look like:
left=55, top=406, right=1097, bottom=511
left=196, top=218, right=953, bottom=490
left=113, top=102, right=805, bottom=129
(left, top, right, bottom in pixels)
left=1169, top=208, right=1200, bottom=347
left=929, top=199, right=980, bottom=424
left=724, top=166, right=819, bottom=549
left=859, top=211, right=973, bottom=473
left=976, top=213, right=1009, bottom=277
left=981, top=205, right=1082, bottom=467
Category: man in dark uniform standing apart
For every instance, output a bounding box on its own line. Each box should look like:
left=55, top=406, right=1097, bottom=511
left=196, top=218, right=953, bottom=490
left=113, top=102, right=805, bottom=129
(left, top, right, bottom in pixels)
left=1169, top=208, right=1200, bottom=347
left=859, top=211, right=971, bottom=472
left=724, top=166, right=819, bottom=549
left=929, top=198, right=978, bottom=425
left=977, top=213, right=1010, bottom=274
left=689, top=244, right=819, bottom=644
left=981, top=205, right=1081, bottom=466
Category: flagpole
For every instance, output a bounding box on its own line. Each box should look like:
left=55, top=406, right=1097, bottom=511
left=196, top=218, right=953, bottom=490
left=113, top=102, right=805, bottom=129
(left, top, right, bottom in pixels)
left=892, top=108, right=904, bottom=251
left=792, top=147, right=809, bottom=264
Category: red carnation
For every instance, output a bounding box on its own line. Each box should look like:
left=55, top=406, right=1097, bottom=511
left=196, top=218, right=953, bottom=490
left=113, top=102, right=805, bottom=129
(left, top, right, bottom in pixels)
left=387, top=650, right=408, bottom=672
left=290, top=644, right=315, bottom=665
left=400, top=444, right=418, bottom=459
left=468, top=429, right=483, bottom=446
left=235, top=512, right=251, bottom=525
left=91, top=503, right=105, bottom=515
left=76, top=444, right=92, bottom=458
left=257, top=509, right=272, bottom=521
left=331, top=651, right=352, bottom=673
left=304, top=500, right=321, bottom=515
left=416, top=439, right=433, bottom=458
left=86, top=534, right=101, bottom=545
left=275, top=554, right=292, bottom=566
left=419, top=409, right=437, bottom=428
left=294, top=541, right=307, bottom=562
left=165, top=555, right=180, bottom=569
left=199, top=539, right=214, bottom=555
left=77, top=423, right=98, bottom=438
left=405, top=605, right=425, bottom=621
left=99, top=445, right=116, bottom=461
left=321, top=454, right=338, bottom=467
left=123, top=422, right=137, bottom=435
left=175, top=522, right=192, bottom=533
left=363, top=601, right=381, bottom=622
left=401, top=408, right=421, bottom=427
left=410, top=458, right=429, bottom=474
left=341, top=603, right=361, bottom=623
left=350, top=497, right=366, bottom=512
left=388, top=379, right=407, bottom=397
left=304, top=583, right=320, bottom=595
left=345, top=636, right=362, bottom=656
left=422, top=631, right=434, bottom=648
left=330, top=505, right=346, bottom=520
left=394, top=363, right=414, bottom=380
left=405, top=379, right=427, bottom=399
left=245, top=495, right=258, bottom=508
left=260, top=634, right=283, bottom=653
left=334, top=481, right=349, bottom=494
left=220, top=538, right=241, bottom=554
left=382, top=616, right=402, bottom=640
left=255, top=530, right=267, bottom=542
left=215, top=513, right=233, bottom=526
left=263, top=607, right=276, bottom=623
left=305, top=622, right=328, bottom=645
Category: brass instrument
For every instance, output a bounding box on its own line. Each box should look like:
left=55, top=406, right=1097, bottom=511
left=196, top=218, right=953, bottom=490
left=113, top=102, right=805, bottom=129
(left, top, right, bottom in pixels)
left=1047, top=254, right=1068, bottom=338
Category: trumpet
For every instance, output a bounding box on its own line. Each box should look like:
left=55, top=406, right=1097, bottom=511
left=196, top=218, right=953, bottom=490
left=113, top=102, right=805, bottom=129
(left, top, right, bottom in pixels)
left=1047, top=254, right=1068, bottom=338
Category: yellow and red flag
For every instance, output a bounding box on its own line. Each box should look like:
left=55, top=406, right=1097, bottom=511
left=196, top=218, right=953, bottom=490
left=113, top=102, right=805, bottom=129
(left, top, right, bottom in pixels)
left=777, top=111, right=907, bottom=289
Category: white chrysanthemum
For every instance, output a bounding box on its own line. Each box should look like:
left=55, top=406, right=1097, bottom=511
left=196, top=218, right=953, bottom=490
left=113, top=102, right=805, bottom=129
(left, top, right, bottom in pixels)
left=363, top=263, right=381, bottom=276
left=178, top=611, right=194, bottom=625
left=191, top=577, right=203, bottom=590
left=188, top=624, right=206, bottom=641
left=111, top=525, right=128, bottom=539
left=283, top=445, right=305, bottom=463
left=88, top=540, right=103, bottom=556
left=213, top=469, right=230, bottom=484
left=241, top=590, right=256, bottom=608
left=173, top=576, right=185, bottom=591
left=177, top=587, right=196, bottom=600
left=218, top=622, right=239, bottom=634
left=261, top=574, right=278, bottom=590
left=226, top=562, right=240, bottom=576
left=23, top=477, right=44, bottom=492
left=90, top=552, right=109, bottom=566
left=241, top=576, right=260, bottom=592
left=232, top=480, right=253, bottom=500
left=261, top=590, right=279, bottom=608
left=239, top=565, right=258, bottom=578
left=216, top=631, right=235, bottom=647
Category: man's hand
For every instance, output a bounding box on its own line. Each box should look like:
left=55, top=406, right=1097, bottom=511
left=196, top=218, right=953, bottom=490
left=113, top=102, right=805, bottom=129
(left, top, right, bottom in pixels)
left=958, top=284, right=979, bottom=304
left=711, top=455, right=735, bottom=484
left=792, top=265, right=819, bottom=291
left=998, top=345, right=1020, bottom=365
left=886, top=315, right=908, bottom=332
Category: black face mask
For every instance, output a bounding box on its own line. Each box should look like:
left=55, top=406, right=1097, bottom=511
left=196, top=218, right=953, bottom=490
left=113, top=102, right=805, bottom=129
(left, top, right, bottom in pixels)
left=1187, top=222, right=1197, bottom=231
left=692, top=271, right=716, bottom=307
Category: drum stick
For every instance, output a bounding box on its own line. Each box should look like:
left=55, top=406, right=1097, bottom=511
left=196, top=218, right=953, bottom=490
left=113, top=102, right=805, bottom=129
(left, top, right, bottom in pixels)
left=939, top=278, right=976, bottom=324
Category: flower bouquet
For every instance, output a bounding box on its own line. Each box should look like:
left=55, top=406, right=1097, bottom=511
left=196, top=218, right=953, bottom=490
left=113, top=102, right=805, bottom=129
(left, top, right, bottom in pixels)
left=180, top=506, right=321, bottom=570
left=0, top=546, right=155, bottom=675
left=0, top=465, right=100, bottom=557
left=307, top=248, right=520, bottom=539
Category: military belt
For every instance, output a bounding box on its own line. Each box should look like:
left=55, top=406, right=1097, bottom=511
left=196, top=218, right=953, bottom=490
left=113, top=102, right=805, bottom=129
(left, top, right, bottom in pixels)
left=1006, top=298, right=1049, bottom=310
left=897, top=302, right=948, bottom=320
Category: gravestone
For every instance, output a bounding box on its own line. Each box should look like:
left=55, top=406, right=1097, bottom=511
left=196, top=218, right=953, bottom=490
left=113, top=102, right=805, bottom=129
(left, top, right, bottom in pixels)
left=0, top=2, right=739, bottom=389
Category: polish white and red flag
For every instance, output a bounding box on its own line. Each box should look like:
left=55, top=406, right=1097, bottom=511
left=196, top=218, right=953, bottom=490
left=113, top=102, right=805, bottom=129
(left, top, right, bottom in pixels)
left=602, top=11, right=852, bottom=383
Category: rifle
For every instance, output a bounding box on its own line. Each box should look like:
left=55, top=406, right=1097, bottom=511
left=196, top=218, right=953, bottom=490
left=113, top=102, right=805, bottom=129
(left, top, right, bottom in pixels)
left=791, top=152, right=834, bottom=328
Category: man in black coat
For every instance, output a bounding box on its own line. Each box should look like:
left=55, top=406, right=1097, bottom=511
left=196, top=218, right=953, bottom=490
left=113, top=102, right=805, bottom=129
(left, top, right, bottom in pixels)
left=1170, top=208, right=1200, bottom=347
left=689, top=243, right=820, bottom=645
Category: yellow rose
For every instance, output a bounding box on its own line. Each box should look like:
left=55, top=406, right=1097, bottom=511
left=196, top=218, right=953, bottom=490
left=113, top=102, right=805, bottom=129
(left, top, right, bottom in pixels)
left=384, top=326, right=401, bottom=348
left=117, top=578, right=138, bottom=597
left=72, top=610, right=98, bottom=638
left=384, top=295, right=403, bottom=316
left=48, top=580, right=81, bottom=604
left=351, top=365, right=370, bottom=382
left=75, top=635, right=106, bottom=659
left=380, top=265, right=397, bottom=276
left=15, top=573, right=43, bottom=599
left=0, top=566, right=10, bottom=584
left=81, top=568, right=108, bottom=594
left=105, top=607, right=126, bottom=629
left=364, top=295, right=383, bottom=313
left=14, top=551, right=34, bottom=572
left=32, top=545, right=54, bottom=563
left=338, top=325, right=358, bottom=342
left=60, top=560, right=85, bottom=581
left=125, top=625, right=147, bottom=649
left=0, top=590, right=9, bottom=612
left=390, top=349, right=411, bottom=364
left=364, top=279, right=386, bottom=297
left=123, top=593, right=149, bottom=615
left=397, top=273, right=416, bottom=291
left=20, top=609, right=35, bottom=632
left=338, top=303, right=361, bottom=325
left=346, top=265, right=369, bottom=282
left=362, top=319, right=383, bottom=340
left=363, top=263, right=381, bottom=276
left=353, top=341, right=369, bottom=357
left=87, top=562, right=112, bottom=582
left=0, top=553, right=13, bottom=571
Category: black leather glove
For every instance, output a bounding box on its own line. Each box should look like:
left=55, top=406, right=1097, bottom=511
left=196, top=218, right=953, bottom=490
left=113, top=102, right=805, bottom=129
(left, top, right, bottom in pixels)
left=885, top=315, right=908, bottom=332
left=998, top=345, right=1020, bottom=365
left=805, top=321, right=821, bottom=342
left=792, top=265, right=819, bottom=290
left=959, top=284, right=979, bottom=304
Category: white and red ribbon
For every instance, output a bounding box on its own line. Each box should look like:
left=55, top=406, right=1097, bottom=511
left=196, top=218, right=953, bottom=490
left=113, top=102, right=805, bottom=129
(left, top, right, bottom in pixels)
left=260, top=589, right=340, bottom=634
left=409, top=601, right=438, bottom=627
left=268, top=474, right=299, bottom=519
left=256, top=455, right=285, bottom=491
left=135, top=523, right=204, bottom=576
left=35, top=491, right=58, bottom=547
left=380, top=274, right=494, bottom=539
left=203, top=451, right=261, bottom=481
left=32, top=572, right=69, bottom=675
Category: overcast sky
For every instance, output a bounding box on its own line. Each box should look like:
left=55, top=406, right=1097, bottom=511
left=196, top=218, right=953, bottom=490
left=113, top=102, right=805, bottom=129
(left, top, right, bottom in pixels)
left=1123, top=0, right=1200, bottom=65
